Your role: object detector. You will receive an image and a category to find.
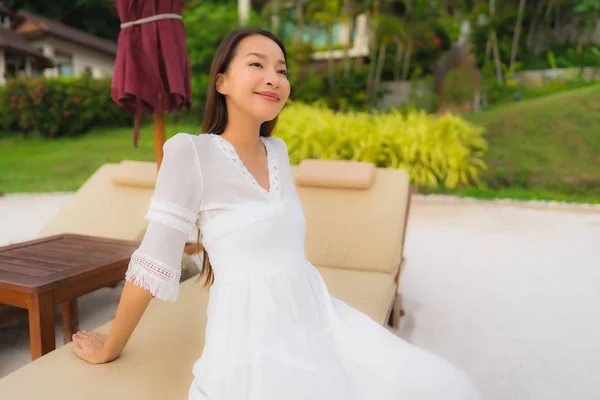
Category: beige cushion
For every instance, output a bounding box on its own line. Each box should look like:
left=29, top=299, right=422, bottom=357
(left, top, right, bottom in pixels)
left=295, top=159, right=375, bottom=189
left=110, top=160, right=157, bottom=188
left=37, top=161, right=157, bottom=242
left=295, top=166, right=410, bottom=275
left=316, top=266, right=397, bottom=325
left=0, top=278, right=209, bottom=399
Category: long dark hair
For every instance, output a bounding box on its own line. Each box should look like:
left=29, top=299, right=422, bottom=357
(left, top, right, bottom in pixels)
left=197, top=28, right=289, bottom=286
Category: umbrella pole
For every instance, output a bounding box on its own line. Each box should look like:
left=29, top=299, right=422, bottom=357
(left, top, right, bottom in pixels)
left=153, top=110, right=166, bottom=170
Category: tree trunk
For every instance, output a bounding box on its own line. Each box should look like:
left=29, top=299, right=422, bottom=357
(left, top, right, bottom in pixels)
left=489, top=0, right=502, bottom=83
left=401, top=37, right=413, bottom=80
left=238, top=0, right=250, bottom=26
left=509, top=0, right=526, bottom=70
left=271, top=0, right=280, bottom=34
left=491, top=32, right=503, bottom=83
left=394, top=37, right=404, bottom=81
left=342, top=0, right=353, bottom=78
left=527, top=0, right=544, bottom=51
left=327, top=26, right=336, bottom=97
left=374, top=39, right=388, bottom=97
left=485, top=35, right=492, bottom=63
left=295, top=0, right=304, bottom=41
left=366, top=1, right=380, bottom=107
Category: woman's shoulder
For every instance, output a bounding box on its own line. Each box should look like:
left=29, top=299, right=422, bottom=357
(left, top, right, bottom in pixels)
left=164, top=132, right=215, bottom=154
left=162, top=133, right=214, bottom=171
left=265, top=135, right=288, bottom=153
left=165, top=132, right=211, bottom=144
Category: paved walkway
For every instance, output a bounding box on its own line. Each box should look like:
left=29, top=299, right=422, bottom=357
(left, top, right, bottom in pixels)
left=1, top=193, right=599, bottom=399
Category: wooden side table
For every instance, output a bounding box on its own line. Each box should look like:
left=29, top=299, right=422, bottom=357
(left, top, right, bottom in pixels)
left=0, top=234, right=139, bottom=360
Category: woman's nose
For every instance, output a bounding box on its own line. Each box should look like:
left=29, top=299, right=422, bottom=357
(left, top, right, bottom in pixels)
left=265, top=71, right=280, bottom=88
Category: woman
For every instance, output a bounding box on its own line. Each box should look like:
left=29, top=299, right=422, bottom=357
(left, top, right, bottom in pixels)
left=72, top=28, right=481, bottom=399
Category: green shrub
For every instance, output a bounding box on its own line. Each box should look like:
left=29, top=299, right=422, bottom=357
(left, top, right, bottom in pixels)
left=1, top=76, right=130, bottom=138
left=288, top=61, right=326, bottom=105
left=184, top=1, right=241, bottom=115
left=0, top=84, right=18, bottom=133
left=288, top=64, right=376, bottom=111
left=275, top=102, right=487, bottom=189
left=520, top=45, right=600, bottom=70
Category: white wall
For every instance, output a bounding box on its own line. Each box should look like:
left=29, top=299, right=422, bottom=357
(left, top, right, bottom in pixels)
left=27, top=36, right=115, bottom=79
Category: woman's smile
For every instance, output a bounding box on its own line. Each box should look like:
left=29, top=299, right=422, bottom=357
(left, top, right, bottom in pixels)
left=255, top=91, right=281, bottom=102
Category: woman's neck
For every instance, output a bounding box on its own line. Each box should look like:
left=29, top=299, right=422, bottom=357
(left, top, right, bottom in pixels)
left=220, top=104, right=262, bottom=150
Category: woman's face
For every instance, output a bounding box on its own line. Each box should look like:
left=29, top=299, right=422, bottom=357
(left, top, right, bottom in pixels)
left=217, top=34, right=290, bottom=123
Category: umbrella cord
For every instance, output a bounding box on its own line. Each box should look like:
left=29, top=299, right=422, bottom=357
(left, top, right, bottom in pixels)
left=120, top=13, right=182, bottom=29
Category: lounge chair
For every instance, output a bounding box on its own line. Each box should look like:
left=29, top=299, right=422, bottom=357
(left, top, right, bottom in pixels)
left=37, top=160, right=157, bottom=241
left=0, top=278, right=208, bottom=399
left=294, top=159, right=411, bottom=328
left=0, top=159, right=412, bottom=397
left=38, top=157, right=410, bottom=328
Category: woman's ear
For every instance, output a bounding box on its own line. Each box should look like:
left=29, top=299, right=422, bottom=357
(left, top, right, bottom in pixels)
left=216, top=73, right=227, bottom=95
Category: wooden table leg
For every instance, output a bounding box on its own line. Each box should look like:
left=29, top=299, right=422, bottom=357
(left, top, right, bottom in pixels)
left=61, top=300, right=79, bottom=344
left=28, top=292, right=56, bottom=360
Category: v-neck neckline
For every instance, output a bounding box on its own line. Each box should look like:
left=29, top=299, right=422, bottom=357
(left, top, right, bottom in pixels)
left=209, top=133, right=276, bottom=196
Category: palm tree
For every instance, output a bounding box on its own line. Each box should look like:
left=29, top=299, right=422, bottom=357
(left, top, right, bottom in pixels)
left=509, top=0, right=526, bottom=70
left=340, top=0, right=355, bottom=77
left=307, top=0, right=342, bottom=96
left=373, top=14, right=407, bottom=92
left=271, top=0, right=281, bottom=34
left=365, top=0, right=381, bottom=106
left=239, top=0, right=251, bottom=25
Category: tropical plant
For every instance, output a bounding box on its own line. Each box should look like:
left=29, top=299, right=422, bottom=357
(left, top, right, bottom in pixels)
left=275, top=102, right=488, bottom=189
left=573, top=0, right=600, bottom=53
left=183, top=1, right=245, bottom=114
left=306, top=0, right=343, bottom=96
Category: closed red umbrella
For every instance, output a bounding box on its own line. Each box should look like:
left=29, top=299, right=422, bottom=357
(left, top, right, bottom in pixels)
left=111, top=0, right=191, bottom=168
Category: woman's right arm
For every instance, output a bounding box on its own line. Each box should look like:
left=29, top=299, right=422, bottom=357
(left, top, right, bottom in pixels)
left=72, top=134, right=203, bottom=363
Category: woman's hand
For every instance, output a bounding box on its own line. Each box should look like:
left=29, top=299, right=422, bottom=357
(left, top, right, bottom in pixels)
left=72, top=331, right=117, bottom=364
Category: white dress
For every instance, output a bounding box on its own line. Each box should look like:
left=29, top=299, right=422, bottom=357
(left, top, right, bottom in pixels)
left=125, top=133, right=481, bottom=400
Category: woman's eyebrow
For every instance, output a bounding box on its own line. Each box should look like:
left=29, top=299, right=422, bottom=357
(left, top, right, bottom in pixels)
left=245, top=52, right=286, bottom=65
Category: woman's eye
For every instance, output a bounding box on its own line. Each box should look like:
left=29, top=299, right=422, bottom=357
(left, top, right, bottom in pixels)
left=250, top=62, right=287, bottom=76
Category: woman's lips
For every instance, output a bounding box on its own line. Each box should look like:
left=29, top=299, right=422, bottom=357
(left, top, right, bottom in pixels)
left=255, top=91, right=280, bottom=102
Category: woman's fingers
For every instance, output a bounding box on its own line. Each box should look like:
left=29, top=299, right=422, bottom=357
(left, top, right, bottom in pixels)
left=74, top=330, right=104, bottom=340
left=87, top=332, right=104, bottom=339
left=71, top=330, right=108, bottom=364
left=72, top=340, right=84, bottom=358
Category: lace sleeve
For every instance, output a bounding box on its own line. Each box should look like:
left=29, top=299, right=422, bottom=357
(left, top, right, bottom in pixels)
left=125, top=133, right=202, bottom=301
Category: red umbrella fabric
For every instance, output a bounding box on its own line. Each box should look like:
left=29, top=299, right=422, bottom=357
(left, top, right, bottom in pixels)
left=111, top=0, right=191, bottom=149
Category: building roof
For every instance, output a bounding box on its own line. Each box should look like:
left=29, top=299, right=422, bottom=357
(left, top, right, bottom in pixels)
left=13, top=10, right=117, bottom=56
left=0, top=27, right=54, bottom=68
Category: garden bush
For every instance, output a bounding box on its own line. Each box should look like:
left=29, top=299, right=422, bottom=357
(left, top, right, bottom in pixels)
left=520, top=45, right=600, bottom=71
left=0, top=76, right=130, bottom=138
left=288, top=64, right=375, bottom=111
left=275, top=102, right=487, bottom=189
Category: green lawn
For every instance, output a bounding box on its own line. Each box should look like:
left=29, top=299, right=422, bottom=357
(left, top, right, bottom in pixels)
left=459, top=84, right=600, bottom=204
left=0, top=120, right=199, bottom=193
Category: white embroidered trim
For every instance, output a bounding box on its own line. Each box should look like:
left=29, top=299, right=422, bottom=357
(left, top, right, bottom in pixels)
left=145, top=197, right=198, bottom=235
left=209, top=134, right=281, bottom=203
left=265, top=139, right=282, bottom=204
left=125, top=250, right=181, bottom=301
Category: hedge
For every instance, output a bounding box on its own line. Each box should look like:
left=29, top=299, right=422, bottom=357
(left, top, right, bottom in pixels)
left=0, top=76, right=131, bottom=138
left=275, top=102, right=488, bottom=189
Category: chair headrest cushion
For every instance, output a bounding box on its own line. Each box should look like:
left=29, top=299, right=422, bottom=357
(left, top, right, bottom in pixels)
left=109, top=161, right=157, bottom=188
left=294, top=159, right=375, bottom=189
